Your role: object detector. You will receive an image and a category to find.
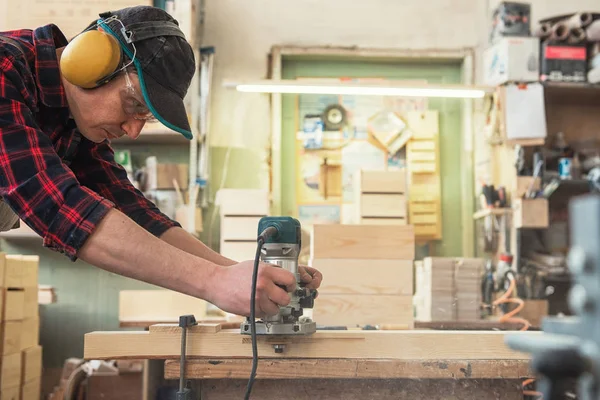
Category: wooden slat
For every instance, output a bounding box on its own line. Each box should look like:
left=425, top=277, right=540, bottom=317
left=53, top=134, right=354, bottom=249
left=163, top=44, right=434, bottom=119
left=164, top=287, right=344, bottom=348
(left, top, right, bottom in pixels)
left=20, top=378, right=40, bottom=400
left=3, top=290, right=24, bottom=321
left=119, top=290, right=207, bottom=325
left=309, top=259, right=413, bottom=295
left=23, top=287, right=37, bottom=319
left=164, top=358, right=532, bottom=380
left=358, top=217, right=407, bottom=226
left=310, top=224, right=415, bottom=260
left=1, top=321, right=21, bottom=356
left=0, top=386, right=18, bottom=400
left=1, top=255, right=23, bottom=288
left=0, top=352, right=20, bottom=391
left=83, top=327, right=536, bottom=360
left=20, top=318, right=38, bottom=351
left=21, top=345, right=42, bottom=382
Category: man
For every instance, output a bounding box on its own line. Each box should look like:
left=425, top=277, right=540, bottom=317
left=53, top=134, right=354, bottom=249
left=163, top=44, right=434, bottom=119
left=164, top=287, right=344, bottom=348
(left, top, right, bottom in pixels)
left=0, top=5, right=321, bottom=318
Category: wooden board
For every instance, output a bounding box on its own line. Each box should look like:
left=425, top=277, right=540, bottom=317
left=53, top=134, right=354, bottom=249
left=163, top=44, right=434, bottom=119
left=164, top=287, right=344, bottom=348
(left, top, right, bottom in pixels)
left=358, top=217, right=407, bottom=225
left=20, top=318, right=38, bottom=351
left=164, top=358, right=531, bottom=380
left=0, top=386, right=19, bottom=400
left=313, top=294, right=413, bottom=327
left=118, top=290, right=207, bottom=326
left=20, top=378, right=40, bottom=400
left=309, top=259, right=413, bottom=295
left=310, top=224, right=415, bottom=260
left=83, top=327, right=536, bottom=360
left=184, top=378, right=524, bottom=400
left=23, top=287, right=37, bottom=319
left=3, top=290, right=24, bottom=321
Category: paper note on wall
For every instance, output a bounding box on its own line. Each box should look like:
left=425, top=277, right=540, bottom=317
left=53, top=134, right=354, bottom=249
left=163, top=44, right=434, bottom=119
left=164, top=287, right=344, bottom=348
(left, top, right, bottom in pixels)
left=504, top=83, right=547, bottom=141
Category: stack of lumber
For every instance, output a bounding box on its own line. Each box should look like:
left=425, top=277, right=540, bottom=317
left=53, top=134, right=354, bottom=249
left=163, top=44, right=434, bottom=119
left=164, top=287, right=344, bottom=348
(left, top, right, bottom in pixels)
left=355, top=169, right=407, bottom=225
left=415, top=257, right=484, bottom=322
left=0, top=254, right=42, bottom=400
left=406, top=111, right=442, bottom=241
left=216, top=189, right=269, bottom=261
left=309, top=224, right=415, bottom=328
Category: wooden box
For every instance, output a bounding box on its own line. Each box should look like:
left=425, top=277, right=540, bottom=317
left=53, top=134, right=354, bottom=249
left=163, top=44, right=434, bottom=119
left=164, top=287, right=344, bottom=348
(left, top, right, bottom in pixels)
left=0, top=352, right=21, bottom=392
left=19, top=319, right=38, bottom=351
left=313, top=294, right=413, bottom=328
left=359, top=194, right=407, bottom=218
left=310, top=259, right=413, bottom=295
left=156, top=164, right=188, bottom=190
left=2, top=290, right=24, bottom=321
left=513, top=198, right=549, bottom=228
left=357, top=170, right=406, bottom=193
left=21, top=345, right=42, bottom=383
left=20, top=378, right=40, bottom=400
left=319, top=162, right=342, bottom=198
left=513, top=176, right=541, bottom=199
left=310, top=224, right=415, bottom=260
left=0, top=255, right=38, bottom=289
left=1, top=322, right=21, bottom=356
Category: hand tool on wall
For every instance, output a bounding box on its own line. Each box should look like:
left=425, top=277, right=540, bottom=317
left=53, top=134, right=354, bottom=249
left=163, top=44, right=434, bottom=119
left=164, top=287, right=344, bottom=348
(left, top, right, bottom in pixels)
left=242, top=216, right=318, bottom=399
left=176, top=314, right=198, bottom=400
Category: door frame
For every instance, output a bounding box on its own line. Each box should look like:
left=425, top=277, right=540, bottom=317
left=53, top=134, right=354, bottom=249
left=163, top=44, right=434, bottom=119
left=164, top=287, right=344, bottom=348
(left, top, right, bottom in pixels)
left=268, top=46, right=476, bottom=257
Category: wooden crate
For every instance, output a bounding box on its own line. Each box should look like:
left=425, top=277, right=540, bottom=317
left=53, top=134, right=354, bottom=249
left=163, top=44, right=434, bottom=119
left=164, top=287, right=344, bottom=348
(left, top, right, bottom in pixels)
left=513, top=198, right=549, bottom=228
left=310, top=224, right=415, bottom=260
left=0, top=352, right=20, bottom=392
left=313, top=294, right=414, bottom=328
left=309, top=259, right=413, bottom=296
left=20, top=345, right=42, bottom=384
left=0, top=322, right=21, bottom=356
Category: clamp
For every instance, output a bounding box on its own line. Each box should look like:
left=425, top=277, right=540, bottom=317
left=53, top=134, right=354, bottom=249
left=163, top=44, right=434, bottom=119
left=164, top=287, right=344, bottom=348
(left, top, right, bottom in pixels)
left=177, top=314, right=197, bottom=400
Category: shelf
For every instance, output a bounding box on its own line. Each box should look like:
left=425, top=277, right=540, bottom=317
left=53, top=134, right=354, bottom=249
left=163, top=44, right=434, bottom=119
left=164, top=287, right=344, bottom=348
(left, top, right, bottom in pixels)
left=473, top=208, right=512, bottom=220
left=112, top=122, right=190, bottom=145
left=0, top=223, right=40, bottom=240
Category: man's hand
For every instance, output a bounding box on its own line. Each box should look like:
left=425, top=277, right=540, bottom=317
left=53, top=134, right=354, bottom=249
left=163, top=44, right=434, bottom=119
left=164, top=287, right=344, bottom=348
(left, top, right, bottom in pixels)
left=206, top=260, right=296, bottom=318
left=298, top=265, right=323, bottom=289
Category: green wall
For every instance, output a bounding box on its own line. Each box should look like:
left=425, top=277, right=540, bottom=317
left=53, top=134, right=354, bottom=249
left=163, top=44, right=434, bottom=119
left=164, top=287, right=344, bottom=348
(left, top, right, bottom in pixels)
left=281, top=57, right=465, bottom=258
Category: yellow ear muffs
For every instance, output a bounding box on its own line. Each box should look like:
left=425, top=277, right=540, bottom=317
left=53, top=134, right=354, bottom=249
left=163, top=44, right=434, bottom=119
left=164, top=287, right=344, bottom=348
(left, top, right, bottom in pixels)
left=59, top=30, right=122, bottom=89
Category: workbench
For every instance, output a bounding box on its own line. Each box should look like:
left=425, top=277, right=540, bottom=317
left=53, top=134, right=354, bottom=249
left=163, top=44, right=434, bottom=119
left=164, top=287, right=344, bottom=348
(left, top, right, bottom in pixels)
left=85, top=323, right=536, bottom=399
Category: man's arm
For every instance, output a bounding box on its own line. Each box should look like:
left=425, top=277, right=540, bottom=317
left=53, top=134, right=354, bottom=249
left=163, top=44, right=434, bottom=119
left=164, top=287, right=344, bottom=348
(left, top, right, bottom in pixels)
left=160, top=227, right=237, bottom=266
left=70, top=138, right=236, bottom=265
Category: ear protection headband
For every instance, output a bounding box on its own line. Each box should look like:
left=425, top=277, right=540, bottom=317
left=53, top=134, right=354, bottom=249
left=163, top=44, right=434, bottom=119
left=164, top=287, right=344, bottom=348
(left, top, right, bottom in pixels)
left=60, top=12, right=186, bottom=89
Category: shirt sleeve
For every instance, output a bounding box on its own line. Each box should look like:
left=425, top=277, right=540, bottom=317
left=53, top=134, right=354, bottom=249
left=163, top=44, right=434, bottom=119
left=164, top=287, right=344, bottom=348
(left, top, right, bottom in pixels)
left=0, top=69, right=114, bottom=260
left=70, top=137, right=181, bottom=238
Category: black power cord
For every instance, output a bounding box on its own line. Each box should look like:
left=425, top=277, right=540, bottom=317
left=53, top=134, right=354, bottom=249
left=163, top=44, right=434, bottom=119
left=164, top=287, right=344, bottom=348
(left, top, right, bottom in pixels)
left=244, top=226, right=278, bottom=400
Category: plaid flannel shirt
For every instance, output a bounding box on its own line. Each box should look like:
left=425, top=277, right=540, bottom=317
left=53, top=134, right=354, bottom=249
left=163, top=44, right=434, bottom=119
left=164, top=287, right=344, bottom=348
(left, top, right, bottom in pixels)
left=0, top=24, right=180, bottom=260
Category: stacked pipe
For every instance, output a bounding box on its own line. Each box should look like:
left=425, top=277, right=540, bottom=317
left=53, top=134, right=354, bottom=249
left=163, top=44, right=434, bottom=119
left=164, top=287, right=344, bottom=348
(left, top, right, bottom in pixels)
left=534, top=12, right=600, bottom=83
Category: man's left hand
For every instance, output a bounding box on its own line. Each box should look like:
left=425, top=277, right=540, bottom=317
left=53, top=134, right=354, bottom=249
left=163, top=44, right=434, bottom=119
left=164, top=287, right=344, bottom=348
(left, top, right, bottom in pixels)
left=298, top=265, right=323, bottom=290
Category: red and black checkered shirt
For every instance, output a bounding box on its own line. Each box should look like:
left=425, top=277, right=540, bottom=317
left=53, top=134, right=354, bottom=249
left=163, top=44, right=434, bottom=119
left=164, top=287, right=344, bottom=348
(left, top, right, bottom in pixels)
left=0, top=24, right=180, bottom=260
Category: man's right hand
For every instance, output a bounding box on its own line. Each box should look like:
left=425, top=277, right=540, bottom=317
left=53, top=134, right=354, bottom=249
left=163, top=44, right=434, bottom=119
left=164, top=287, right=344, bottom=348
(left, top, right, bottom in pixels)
left=206, top=260, right=297, bottom=318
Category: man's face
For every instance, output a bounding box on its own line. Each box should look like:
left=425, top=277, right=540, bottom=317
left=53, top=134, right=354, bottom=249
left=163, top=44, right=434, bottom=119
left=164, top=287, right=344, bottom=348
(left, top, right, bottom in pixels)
left=62, top=70, right=152, bottom=143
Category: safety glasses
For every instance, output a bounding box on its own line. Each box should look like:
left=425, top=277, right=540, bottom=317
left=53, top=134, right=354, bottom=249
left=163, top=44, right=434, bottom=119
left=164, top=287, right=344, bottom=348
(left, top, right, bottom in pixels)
left=121, top=69, right=157, bottom=122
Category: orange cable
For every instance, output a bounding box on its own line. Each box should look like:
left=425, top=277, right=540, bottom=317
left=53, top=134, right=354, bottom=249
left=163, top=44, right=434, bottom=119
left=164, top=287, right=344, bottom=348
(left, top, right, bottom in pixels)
left=492, top=278, right=531, bottom=331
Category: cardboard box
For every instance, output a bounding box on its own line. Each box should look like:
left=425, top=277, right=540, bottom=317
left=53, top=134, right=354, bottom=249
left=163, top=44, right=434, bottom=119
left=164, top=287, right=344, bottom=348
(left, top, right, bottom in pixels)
left=483, top=37, right=540, bottom=86
left=489, top=2, right=531, bottom=44
left=540, top=42, right=587, bottom=83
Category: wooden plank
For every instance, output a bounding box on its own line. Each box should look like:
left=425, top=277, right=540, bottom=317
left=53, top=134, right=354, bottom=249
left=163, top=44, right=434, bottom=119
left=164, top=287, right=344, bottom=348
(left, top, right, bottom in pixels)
left=21, top=345, right=42, bottom=383
left=194, top=378, right=523, bottom=400
left=1, top=321, right=21, bottom=356
left=358, top=217, right=407, bottom=226
left=0, top=352, right=21, bottom=391
left=359, top=194, right=406, bottom=218
left=1, top=255, right=23, bottom=288
left=164, top=358, right=532, bottom=380
left=149, top=323, right=221, bottom=334
left=414, top=320, right=529, bottom=331
left=359, top=170, right=406, bottom=193
left=313, top=295, right=413, bottom=327
left=83, top=327, right=536, bottom=360
left=20, top=256, right=38, bottom=288
left=118, top=290, right=207, bottom=325
left=310, top=224, right=415, bottom=260
left=0, top=386, right=19, bottom=400
left=309, top=259, right=413, bottom=295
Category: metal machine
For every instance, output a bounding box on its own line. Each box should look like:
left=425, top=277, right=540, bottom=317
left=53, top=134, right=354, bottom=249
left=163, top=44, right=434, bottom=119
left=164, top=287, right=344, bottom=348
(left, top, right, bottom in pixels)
left=506, top=194, right=600, bottom=400
left=240, top=216, right=317, bottom=341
